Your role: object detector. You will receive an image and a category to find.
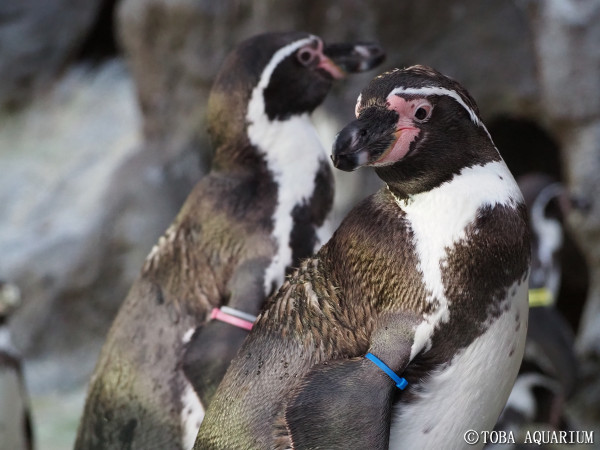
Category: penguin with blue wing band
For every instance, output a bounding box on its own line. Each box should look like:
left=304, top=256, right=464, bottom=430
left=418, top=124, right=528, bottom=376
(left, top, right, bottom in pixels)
left=195, top=66, right=530, bottom=450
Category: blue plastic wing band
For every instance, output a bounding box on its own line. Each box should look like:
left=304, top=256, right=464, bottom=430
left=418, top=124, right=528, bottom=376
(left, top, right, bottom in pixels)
left=365, top=352, right=408, bottom=390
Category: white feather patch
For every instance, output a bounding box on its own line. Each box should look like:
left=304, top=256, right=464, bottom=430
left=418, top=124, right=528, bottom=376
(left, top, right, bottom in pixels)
left=253, top=115, right=327, bottom=294
left=531, top=183, right=563, bottom=267
left=143, top=224, right=178, bottom=271
left=180, top=381, right=205, bottom=450
left=246, top=37, right=328, bottom=294
left=393, top=160, right=523, bottom=359
left=389, top=279, right=529, bottom=450
left=181, top=327, right=195, bottom=345
left=531, top=183, right=564, bottom=301
left=387, top=86, right=481, bottom=126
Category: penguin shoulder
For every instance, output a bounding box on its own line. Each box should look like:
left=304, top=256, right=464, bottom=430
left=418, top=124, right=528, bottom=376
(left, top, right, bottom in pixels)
left=326, top=189, right=409, bottom=247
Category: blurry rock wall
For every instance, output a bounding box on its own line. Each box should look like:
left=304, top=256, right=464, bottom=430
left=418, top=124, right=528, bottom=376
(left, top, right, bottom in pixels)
left=525, top=0, right=600, bottom=423
left=0, top=0, right=597, bottom=445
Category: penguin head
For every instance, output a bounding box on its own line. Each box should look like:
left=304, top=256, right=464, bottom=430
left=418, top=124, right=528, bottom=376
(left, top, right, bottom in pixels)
left=208, top=32, right=385, bottom=168
left=332, top=65, right=500, bottom=196
left=518, top=174, right=568, bottom=299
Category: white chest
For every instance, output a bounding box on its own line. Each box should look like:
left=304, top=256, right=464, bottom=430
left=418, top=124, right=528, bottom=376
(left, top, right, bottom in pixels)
left=248, top=112, right=327, bottom=295
left=389, top=280, right=529, bottom=450
left=244, top=37, right=330, bottom=296
left=395, top=161, right=523, bottom=359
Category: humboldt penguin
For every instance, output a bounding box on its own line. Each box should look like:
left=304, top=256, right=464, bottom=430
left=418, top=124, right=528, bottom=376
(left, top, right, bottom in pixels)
left=495, top=174, right=578, bottom=439
left=0, top=282, right=33, bottom=450
left=195, top=65, right=530, bottom=450
left=74, top=32, right=384, bottom=450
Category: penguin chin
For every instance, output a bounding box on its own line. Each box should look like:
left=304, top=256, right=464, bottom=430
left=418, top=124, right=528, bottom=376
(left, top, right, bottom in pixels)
left=369, top=146, right=417, bottom=168
left=314, top=67, right=337, bottom=81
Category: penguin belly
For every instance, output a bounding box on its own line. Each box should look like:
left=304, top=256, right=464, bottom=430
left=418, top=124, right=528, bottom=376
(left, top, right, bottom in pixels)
left=389, top=280, right=529, bottom=450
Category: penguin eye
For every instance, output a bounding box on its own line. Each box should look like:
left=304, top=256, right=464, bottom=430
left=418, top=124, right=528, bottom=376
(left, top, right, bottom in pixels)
left=296, top=48, right=317, bottom=67
left=414, top=103, right=432, bottom=122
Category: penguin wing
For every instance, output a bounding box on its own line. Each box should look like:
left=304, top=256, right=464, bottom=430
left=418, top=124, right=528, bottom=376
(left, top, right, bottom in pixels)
left=183, top=258, right=270, bottom=405
left=183, top=321, right=255, bottom=406
left=284, top=310, right=422, bottom=449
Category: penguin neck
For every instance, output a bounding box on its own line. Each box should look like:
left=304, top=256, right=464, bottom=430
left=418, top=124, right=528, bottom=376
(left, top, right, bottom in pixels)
left=386, top=159, right=523, bottom=226
left=379, top=132, right=501, bottom=201
left=249, top=113, right=327, bottom=174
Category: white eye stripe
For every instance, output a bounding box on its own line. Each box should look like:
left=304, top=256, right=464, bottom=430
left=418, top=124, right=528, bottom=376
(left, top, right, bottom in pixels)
left=387, top=85, right=497, bottom=145
left=256, top=36, right=317, bottom=90
left=387, top=86, right=481, bottom=127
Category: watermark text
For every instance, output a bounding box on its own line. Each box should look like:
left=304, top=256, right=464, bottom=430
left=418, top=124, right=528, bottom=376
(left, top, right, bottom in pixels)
left=463, top=429, right=595, bottom=446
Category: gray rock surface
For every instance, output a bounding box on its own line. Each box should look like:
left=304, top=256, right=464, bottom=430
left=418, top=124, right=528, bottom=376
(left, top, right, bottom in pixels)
left=0, top=60, right=182, bottom=391
left=523, top=0, right=600, bottom=426
left=0, top=0, right=103, bottom=109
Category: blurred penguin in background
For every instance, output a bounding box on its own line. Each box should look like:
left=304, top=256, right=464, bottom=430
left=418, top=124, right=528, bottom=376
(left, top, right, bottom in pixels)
left=0, top=281, right=34, bottom=450
left=494, top=173, right=579, bottom=443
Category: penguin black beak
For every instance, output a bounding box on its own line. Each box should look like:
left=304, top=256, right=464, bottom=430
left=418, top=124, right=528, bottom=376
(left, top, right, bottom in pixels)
left=323, top=42, right=386, bottom=75
left=332, top=109, right=398, bottom=171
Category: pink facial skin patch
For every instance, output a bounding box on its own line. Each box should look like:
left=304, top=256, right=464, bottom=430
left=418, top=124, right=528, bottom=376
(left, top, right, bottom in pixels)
left=318, top=57, right=345, bottom=79
left=374, top=126, right=420, bottom=165
left=371, top=95, right=432, bottom=165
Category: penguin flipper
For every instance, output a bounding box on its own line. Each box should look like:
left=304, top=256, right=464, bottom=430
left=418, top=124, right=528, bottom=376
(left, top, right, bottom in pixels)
left=285, top=357, right=396, bottom=449
left=183, top=320, right=252, bottom=405
left=183, top=258, right=269, bottom=406
left=284, top=312, right=419, bottom=449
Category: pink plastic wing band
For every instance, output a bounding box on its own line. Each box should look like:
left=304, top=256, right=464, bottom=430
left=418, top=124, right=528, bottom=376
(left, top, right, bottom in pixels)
left=210, top=308, right=254, bottom=331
